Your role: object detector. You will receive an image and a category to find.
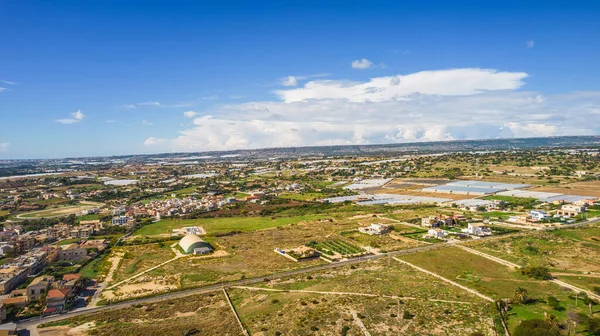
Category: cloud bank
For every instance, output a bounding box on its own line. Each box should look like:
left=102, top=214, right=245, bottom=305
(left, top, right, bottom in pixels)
left=143, top=68, right=600, bottom=152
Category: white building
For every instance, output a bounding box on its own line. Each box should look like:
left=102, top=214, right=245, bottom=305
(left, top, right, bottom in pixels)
left=528, top=210, right=550, bottom=221
left=427, top=228, right=448, bottom=239
left=111, top=215, right=131, bottom=226
left=358, top=223, right=390, bottom=235
left=462, top=223, right=492, bottom=236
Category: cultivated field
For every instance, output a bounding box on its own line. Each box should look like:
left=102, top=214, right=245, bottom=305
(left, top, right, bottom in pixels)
left=132, top=215, right=327, bottom=237
left=17, top=201, right=103, bottom=219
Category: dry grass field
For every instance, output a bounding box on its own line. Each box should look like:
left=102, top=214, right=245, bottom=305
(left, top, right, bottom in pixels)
left=39, top=292, right=241, bottom=336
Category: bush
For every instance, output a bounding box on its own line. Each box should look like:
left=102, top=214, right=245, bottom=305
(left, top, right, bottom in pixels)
left=403, top=311, right=414, bottom=320
left=547, top=295, right=560, bottom=310
left=520, top=266, right=552, bottom=280
left=513, top=319, right=560, bottom=336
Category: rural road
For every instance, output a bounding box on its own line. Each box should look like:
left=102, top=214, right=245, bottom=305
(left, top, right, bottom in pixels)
left=17, top=217, right=600, bottom=333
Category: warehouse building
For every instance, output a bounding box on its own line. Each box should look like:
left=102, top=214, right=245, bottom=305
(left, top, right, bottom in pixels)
left=178, top=234, right=214, bottom=255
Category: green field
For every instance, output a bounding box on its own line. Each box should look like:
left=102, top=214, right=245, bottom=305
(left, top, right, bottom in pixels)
left=133, top=214, right=326, bottom=236
left=397, top=246, right=597, bottom=332
left=309, top=239, right=364, bottom=256
left=480, top=211, right=517, bottom=219
left=280, top=192, right=326, bottom=201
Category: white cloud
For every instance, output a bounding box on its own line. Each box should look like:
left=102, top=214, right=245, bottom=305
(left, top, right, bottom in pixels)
left=282, top=76, right=298, bottom=87
left=144, top=68, right=600, bottom=153
left=105, top=120, right=117, bottom=123
left=183, top=111, right=198, bottom=118
left=280, top=74, right=329, bottom=87
left=0, top=143, right=9, bottom=152
left=141, top=119, right=153, bottom=125
left=56, top=110, right=84, bottom=124
left=202, top=95, right=219, bottom=100
left=277, top=68, right=528, bottom=103
left=352, top=58, right=373, bottom=69
left=1, top=80, right=15, bottom=85
left=121, top=101, right=193, bottom=109
left=526, top=40, right=535, bottom=48
left=0, top=87, right=6, bottom=93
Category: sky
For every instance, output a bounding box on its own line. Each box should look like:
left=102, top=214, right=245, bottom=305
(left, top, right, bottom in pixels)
left=1, top=1, right=600, bottom=159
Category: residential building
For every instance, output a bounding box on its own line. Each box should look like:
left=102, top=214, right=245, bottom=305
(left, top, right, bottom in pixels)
left=427, top=228, right=448, bottom=239
left=57, top=244, right=87, bottom=261
left=358, top=223, right=390, bottom=235
left=111, top=215, right=131, bottom=226
left=528, top=210, right=550, bottom=221
left=462, top=223, right=492, bottom=236
left=46, top=288, right=71, bottom=311
left=26, top=275, right=54, bottom=301
left=557, top=204, right=585, bottom=218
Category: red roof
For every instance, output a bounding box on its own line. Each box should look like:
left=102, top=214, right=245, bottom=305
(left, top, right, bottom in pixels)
left=47, top=288, right=70, bottom=299
left=63, top=273, right=81, bottom=281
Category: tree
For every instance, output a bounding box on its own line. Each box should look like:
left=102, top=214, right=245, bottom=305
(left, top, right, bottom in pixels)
left=513, top=287, right=529, bottom=304
left=547, top=295, right=560, bottom=310
left=513, top=319, right=561, bottom=336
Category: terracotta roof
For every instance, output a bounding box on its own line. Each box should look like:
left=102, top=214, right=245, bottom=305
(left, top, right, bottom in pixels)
left=1, top=297, right=27, bottom=305
left=47, top=288, right=70, bottom=299
left=63, top=273, right=81, bottom=281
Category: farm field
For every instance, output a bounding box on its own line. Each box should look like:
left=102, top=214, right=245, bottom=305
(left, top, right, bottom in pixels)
left=469, top=224, right=600, bottom=273
left=38, top=292, right=241, bottom=336
left=132, top=214, right=327, bottom=237
left=535, top=180, right=600, bottom=197
left=397, top=246, right=598, bottom=332
left=17, top=201, right=103, bottom=219
left=230, top=259, right=495, bottom=335
left=341, top=230, right=422, bottom=253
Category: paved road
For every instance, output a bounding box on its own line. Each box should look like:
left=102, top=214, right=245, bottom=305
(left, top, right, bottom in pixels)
left=18, top=217, right=600, bottom=333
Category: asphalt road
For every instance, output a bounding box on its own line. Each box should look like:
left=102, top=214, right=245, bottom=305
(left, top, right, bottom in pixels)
left=17, top=217, right=600, bottom=332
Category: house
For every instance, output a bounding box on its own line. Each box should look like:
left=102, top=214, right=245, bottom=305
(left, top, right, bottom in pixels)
left=358, top=223, right=390, bottom=235
left=528, top=210, right=550, bottom=221
left=557, top=204, right=585, bottom=218
left=421, top=216, right=454, bottom=228
left=26, top=275, right=54, bottom=301
left=427, top=228, right=448, bottom=239
left=462, top=223, right=492, bottom=236
left=0, top=322, right=17, bottom=336
left=46, top=288, right=71, bottom=310
left=57, top=244, right=87, bottom=261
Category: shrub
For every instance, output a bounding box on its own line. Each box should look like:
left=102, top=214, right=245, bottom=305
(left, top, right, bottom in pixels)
left=513, top=319, right=560, bottom=336
left=403, top=311, right=414, bottom=320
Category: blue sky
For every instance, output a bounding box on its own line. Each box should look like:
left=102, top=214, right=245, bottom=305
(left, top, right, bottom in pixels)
left=1, top=1, right=600, bottom=159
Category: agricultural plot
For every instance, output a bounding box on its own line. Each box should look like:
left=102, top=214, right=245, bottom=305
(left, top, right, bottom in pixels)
left=230, top=259, right=495, bottom=335
left=132, top=215, right=326, bottom=237
left=307, top=239, right=365, bottom=258
left=17, top=202, right=101, bottom=219
left=397, top=246, right=598, bottom=332
left=39, top=292, right=241, bottom=336
left=341, top=230, right=422, bottom=253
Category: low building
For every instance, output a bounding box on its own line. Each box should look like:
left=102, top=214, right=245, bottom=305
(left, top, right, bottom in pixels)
left=0, top=322, right=17, bottom=336
left=528, top=210, right=550, bottom=221
left=557, top=204, right=585, bottom=218
left=46, top=288, right=71, bottom=311
left=57, top=244, right=87, bottom=261
left=427, top=228, right=448, bottom=239
left=111, top=215, right=131, bottom=226
left=358, top=223, right=390, bottom=235
left=26, top=275, right=54, bottom=301
left=462, top=223, right=492, bottom=236
left=178, top=234, right=214, bottom=255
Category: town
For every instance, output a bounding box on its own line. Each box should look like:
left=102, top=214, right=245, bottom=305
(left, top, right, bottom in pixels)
left=0, top=143, right=599, bottom=335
